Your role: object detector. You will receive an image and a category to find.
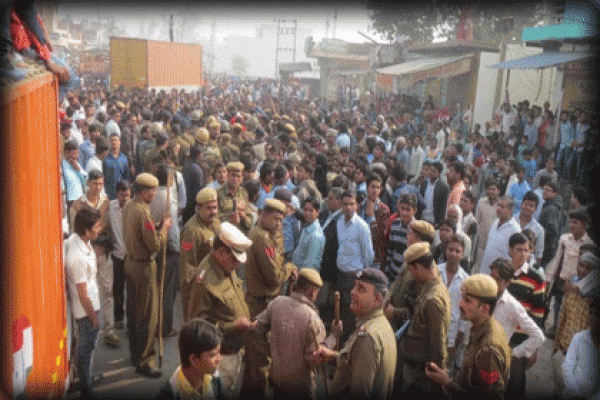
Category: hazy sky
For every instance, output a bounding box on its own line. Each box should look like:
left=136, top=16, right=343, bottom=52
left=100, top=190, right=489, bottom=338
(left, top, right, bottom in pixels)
left=56, top=2, right=386, bottom=44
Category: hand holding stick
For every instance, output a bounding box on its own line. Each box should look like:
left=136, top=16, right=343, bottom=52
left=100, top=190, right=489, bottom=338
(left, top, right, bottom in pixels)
left=334, top=291, right=341, bottom=351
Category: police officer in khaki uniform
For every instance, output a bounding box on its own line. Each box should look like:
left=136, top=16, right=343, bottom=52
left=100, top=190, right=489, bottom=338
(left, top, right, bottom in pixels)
left=384, top=220, right=436, bottom=329
left=217, top=162, right=252, bottom=233
left=426, top=274, right=511, bottom=400
left=313, top=268, right=397, bottom=399
left=245, top=198, right=298, bottom=316
left=220, top=133, right=240, bottom=165
left=187, top=222, right=255, bottom=399
left=207, top=120, right=221, bottom=149
left=231, top=122, right=245, bottom=149
left=194, top=127, right=210, bottom=149
left=243, top=198, right=298, bottom=398
left=179, top=187, right=220, bottom=322
left=253, top=269, right=339, bottom=400
left=122, top=173, right=171, bottom=378
left=384, top=220, right=436, bottom=394
left=399, top=242, right=451, bottom=393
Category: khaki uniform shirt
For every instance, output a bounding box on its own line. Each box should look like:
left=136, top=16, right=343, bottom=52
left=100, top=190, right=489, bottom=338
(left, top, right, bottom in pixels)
left=122, top=197, right=167, bottom=261
left=449, top=316, right=511, bottom=399
left=179, top=216, right=220, bottom=288
left=245, top=224, right=295, bottom=299
left=400, top=275, right=451, bottom=369
left=219, top=144, right=240, bottom=165
left=182, top=132, right=196, bottom=147
left=330, top=309, right=397, bottom=399
left=187, top=255, right=250, bottom=355
left=217, top=185, right=252, bottom=234
left=254, top=292, right=326, bottom=396
left=386, top=263, right=421, bottom=330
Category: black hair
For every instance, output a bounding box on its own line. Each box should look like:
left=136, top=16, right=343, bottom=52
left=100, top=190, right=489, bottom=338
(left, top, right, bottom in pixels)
left=96, top=137, right=109, bottom=154
left=178, top=319, right=222, bottom=369
left=522, top=190, right=539, bottom=207
left=259, top=161, right=274, bottom=182
left=569, top=209, right=590, bottom=225
left=450, top=161, right=466, bottom=179
left=155, top=164, right=170, bottom=186
left=88, top=169, right=104, bottom=182
left=489, top=258, right=514, bottom=281
left=366, top=173, right=383, bottom=188
left=439, top=218, right=457, bottom=232
left=341, top=189, right=357, bottom=201
left=74, top=208, right=101, bottom=237
left=302, top=196, right=321, bottom=211
left=572, top=186, right=593, bottom=206
left=116, top=180, right=130, bottom=192
left=242, top=179, right=261, bottom=203
left=509, top=232, right=529, bottom=249
left=397, top=193, right=417, bottom=209
left=64, top=140, right=78, bottom=152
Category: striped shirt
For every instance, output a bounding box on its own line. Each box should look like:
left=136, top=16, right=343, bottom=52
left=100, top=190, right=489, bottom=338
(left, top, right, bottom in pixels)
left=385, top=217, right=411, bottom=281
left=507, top=262, right=546, bottom=347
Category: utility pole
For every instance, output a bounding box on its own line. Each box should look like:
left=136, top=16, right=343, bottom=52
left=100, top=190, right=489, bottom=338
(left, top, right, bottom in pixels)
left=169, top=14, right=174, bottom=42
left=293, top=19, right=297, bottom=64
left=274, top=19, right=298, bottom=81
left=333, top=8, right=338, bottom=39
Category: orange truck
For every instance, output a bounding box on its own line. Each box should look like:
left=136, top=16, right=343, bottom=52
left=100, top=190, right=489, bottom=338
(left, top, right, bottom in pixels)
left=110, top=36, right=203, bottom=91
left=1, top=72, right=69, bottom=398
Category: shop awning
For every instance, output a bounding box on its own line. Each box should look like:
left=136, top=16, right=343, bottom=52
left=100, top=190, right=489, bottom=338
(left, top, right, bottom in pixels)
left=333, top=69, right=373, bottom=76
left=376, top=54, right=473, bottom=84
left=488, top=52, right=593, bottom=69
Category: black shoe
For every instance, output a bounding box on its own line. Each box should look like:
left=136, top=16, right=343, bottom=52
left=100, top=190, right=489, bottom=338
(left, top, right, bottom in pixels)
left=135, top=366, right=162, bottom=379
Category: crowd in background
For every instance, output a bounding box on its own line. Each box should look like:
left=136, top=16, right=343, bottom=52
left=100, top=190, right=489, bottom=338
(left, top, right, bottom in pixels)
left=58, top=76, right=599, bottom=399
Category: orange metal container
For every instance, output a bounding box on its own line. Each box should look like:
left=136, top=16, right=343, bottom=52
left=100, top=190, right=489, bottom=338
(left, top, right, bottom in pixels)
left=110, top=37, right=203, bottom=90
left=1, top=72, right=68, bottom=399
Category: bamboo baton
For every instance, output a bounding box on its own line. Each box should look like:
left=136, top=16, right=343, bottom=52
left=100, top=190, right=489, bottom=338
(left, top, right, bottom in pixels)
left=311, top=327, right=330, bottom=396
left=157, top=168, right=172, bottom=368
left=334, top=291, right=341, bottom=351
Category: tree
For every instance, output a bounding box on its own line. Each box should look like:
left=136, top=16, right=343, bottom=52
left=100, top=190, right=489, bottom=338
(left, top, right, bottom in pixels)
left=231, top=55, right=249, bottom=77
left=367, top=1, right=551, bottom=45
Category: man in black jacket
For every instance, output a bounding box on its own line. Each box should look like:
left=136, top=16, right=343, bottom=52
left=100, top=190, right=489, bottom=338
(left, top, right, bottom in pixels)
left=318, top=188, right=344, bottom=326
left=420, top=161, right=449, bottom=227
left=182, top=144, right=205, bottom=225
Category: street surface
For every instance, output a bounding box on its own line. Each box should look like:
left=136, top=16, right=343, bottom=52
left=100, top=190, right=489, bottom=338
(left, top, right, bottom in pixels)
left=68, top=291, right=561, bottom=399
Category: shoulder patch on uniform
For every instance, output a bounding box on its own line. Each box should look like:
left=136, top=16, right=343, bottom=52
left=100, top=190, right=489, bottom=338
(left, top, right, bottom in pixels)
left=181, top=241, right=193, bottom=251
left=144, top=221, right=155, bottom=232
left=480, top=369, right=500, bottom=385
left=264, top=246, right=275, bottom=258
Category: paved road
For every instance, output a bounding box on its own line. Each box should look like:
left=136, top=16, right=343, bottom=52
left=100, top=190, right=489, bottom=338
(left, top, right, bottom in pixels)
left=68, top=288, right=562, bottom=399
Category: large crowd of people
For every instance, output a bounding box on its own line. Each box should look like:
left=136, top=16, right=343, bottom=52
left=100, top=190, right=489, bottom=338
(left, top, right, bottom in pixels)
left=57, top=77, right=599, bottom=400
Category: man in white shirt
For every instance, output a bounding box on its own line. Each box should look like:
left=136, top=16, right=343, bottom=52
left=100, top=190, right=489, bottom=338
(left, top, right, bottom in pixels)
left=407, top=135, right=425, bottom=182
left=85, top=136, right=109, bottom=173
left=438, top=235, right=470, bottom=376
left=105, top=108, right=121, bottom=138
left=65, top=208, right=103, bottom=398
left=480, top=196, right=522, bottom=275
left=336, top=189, right=374, bottom=342
left=489, top=258, right=545, bottom=400
left=517, top=191, right=545, bottom=265
left=561, top=297, right=599, bottom=400
left=107, top=180, right=130, bottom=330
